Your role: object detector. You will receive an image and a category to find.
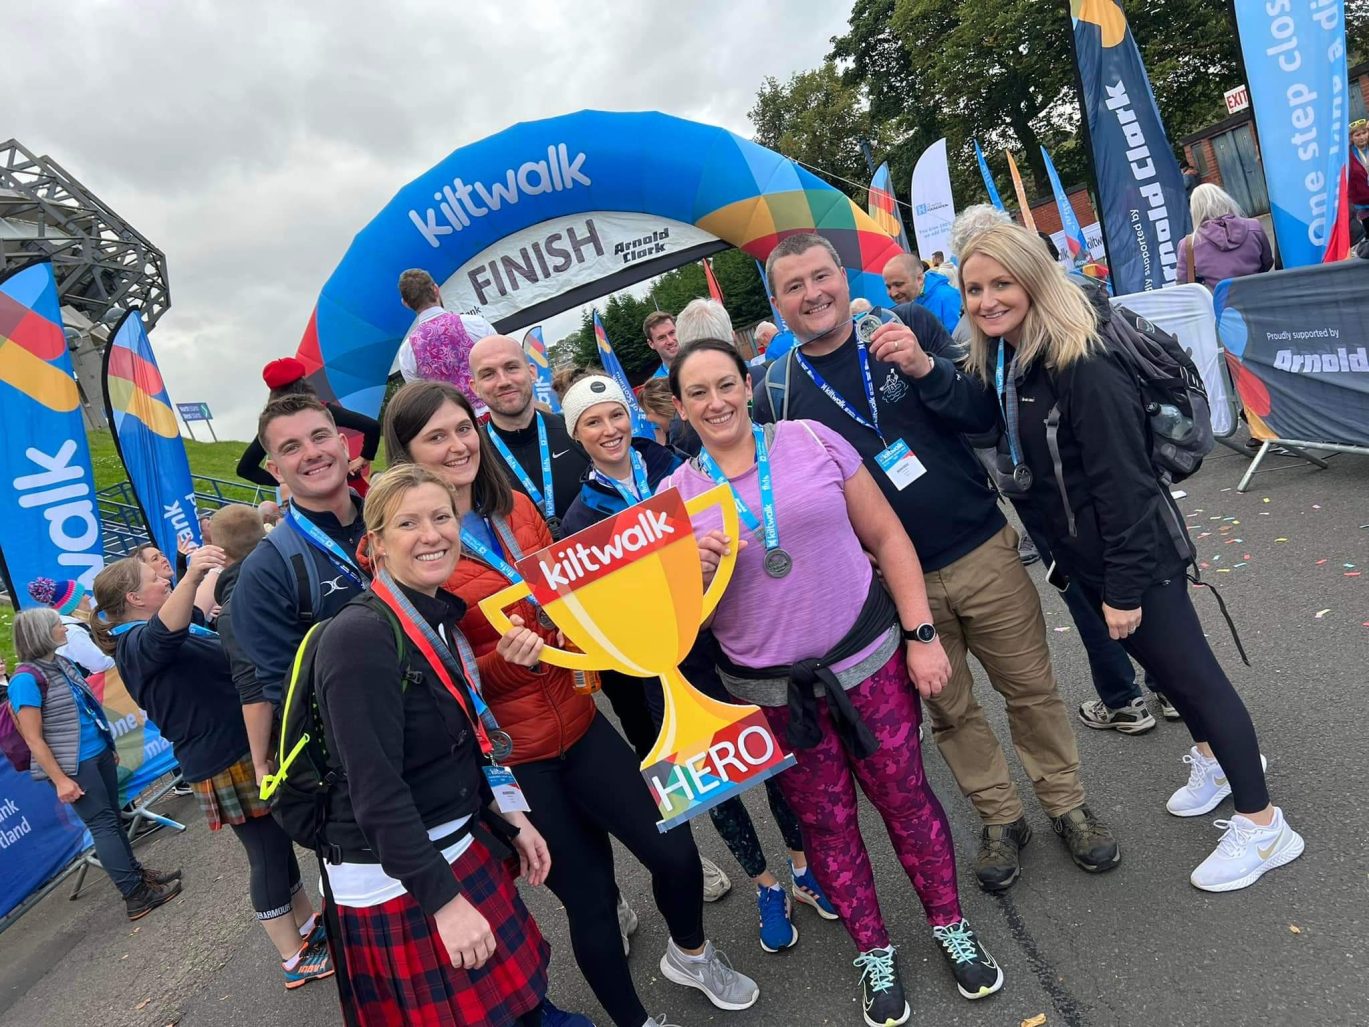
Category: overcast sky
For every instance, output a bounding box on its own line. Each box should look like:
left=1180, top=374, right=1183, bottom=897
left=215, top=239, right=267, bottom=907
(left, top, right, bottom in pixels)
left=7, top=1, right=850, bottom=441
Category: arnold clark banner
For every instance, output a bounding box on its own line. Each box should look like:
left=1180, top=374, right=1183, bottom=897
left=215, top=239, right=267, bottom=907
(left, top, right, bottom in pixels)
left=1234, top=0, right=1351, bottom=266
left=1215, top=262, right=1369, bottom=447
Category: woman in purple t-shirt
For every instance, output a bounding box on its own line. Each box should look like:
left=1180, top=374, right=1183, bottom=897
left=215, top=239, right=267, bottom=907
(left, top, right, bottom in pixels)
left=663, top=339, right=1006, bottom=1023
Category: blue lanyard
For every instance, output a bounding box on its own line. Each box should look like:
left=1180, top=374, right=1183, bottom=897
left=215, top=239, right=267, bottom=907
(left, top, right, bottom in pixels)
left=994, top=345, right=1023, bottom=465
left=598, top=448, right=651, bottom=506
left=110, top=620, right=217, bottom=639
left=487, top=416, right=555, bottom=522
left=460, top=517, right=528, bottom=593
left=698, top=425, right=780, bottom=552
left=285, top=505, right=365, bottom=587
left=794, top=336, right=884, bottom=444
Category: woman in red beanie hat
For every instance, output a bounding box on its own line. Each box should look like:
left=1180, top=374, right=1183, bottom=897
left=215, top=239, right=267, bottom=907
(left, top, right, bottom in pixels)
left=236, top=357, right=382, bottom=497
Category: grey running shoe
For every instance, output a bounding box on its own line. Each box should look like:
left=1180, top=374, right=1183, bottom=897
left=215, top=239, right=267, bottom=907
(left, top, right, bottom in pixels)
left=643, top=1018, right=682, bottom=1027
left=1154, top=691, right=1182, bottom=721
left=659, top=939, right=759, bottom=1011
left=700, top=854, right=731, bottom=902
left=1017, top=534, right=1041, bottom=566
left=617, top=893, right=638, bottom=956
left=1078, top=697, right=1157, bottom=735
left=853, top=945, right=910, bottom=1026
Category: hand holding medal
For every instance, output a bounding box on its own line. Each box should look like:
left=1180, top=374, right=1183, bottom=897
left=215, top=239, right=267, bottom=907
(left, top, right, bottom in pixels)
left=865, top=316, right=935, bottom=380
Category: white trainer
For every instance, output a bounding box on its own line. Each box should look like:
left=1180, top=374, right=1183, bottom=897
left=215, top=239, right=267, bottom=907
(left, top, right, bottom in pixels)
left=1166, top=747, right=1267, bottom=817
left=700, top=854, right=732, bottom=902
left=1190, top=808, right=1305, bottom=892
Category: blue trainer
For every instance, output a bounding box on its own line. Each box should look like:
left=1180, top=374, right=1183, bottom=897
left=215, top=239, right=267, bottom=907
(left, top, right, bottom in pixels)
left=791, top=861, right=839, bottom=920
left=757, top=883, right=799, bottom=952
left=543, top=998, right=597, bottom=1026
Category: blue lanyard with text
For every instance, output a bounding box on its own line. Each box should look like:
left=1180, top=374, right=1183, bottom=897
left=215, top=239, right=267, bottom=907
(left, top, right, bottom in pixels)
left=110, top=620, right=217, bottom=640
left=994, top=345, right=1023, bottom=465
left=698, top=425, right=780, bottom=552
left=285, top=505, right=365, bottom=587
left=794, top=338, right=884, bottom=444
left=487, top=417, right=555, bottom=522
left=599, top=448, right=651, bottom=506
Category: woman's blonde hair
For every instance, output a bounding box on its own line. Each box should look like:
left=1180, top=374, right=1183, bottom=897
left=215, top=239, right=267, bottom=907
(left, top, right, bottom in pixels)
left=363, top=464, right=458, bottom=539
left=958, top=223, right=1100, bottom=383
left=91, top=558, right=146, bottom=654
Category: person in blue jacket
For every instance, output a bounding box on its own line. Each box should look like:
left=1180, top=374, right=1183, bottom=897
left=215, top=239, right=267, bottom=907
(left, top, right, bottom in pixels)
left=882, top=253, right=962, bottom=333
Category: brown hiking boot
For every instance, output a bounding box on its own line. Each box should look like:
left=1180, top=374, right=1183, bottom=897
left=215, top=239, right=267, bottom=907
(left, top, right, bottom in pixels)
left=974, top=817, right=1032, bottom=892
left=140, top=866, right=183, bottom=886
left=125, top=877, right=182, bottom=920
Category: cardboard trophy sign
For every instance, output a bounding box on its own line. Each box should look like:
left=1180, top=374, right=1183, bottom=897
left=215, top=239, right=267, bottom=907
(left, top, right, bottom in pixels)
left=480, top=486, right=796, bottom=831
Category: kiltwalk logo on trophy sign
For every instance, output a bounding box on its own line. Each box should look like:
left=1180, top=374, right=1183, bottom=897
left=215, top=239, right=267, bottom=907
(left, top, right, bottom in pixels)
left=481, top=486, right=796, bottom=831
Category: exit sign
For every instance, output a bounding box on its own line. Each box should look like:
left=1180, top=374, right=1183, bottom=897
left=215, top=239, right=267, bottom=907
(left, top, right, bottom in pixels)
left=1224, top=85, right=1250, bottom=115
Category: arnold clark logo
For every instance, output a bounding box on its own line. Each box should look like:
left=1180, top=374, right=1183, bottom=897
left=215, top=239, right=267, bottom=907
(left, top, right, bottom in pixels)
left=409, top=144, right=591, bottom=248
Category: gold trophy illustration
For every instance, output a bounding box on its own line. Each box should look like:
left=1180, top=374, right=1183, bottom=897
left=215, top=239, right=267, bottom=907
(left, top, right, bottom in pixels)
left=481, top=485, right=796, bottom=831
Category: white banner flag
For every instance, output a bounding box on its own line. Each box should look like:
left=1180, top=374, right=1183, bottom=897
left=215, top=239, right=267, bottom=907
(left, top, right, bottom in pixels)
left=910, top=138, right=957, bottom=258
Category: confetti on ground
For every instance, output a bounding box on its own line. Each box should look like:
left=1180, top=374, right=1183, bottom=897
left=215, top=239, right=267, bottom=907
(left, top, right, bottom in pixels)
left=1212, top=555, right=1221, bottom=562
left=1259, top=512, right=1271, bottom=516
left=1313, top=504, right=1321, bottom=509
left=1289, top=924, right=1302, bottom=934
left=1344, top=564, right=1356, bottom=569
left=1317, top=559, right=1328, bottom=565
left=1262, top=497, right=1271, bottom=504
left=1315, top=609, right=1331, bottom=619
left=1217, top=568, right=1231, bottom=573
left=1226, top=539, right=1239, bottom=545
left=1210, top=516, right=1221, bottom=521
left=1232, top=520, right=1241, bottom=525
left=1021, top=1016, right=1048, bottom=1027
left=1198, top=532, right=1211, bottom=539
left=1223, top=517, right=1237, bottom=522
left=1275, top=537, right=1288, bottom=542
left=1054, top=626, right=1072, bottom=633
left=1199, top=562, right=1210, bottom=570
left=1235, top=562, right=1248, bottom=568
left=1243, top=554, right=1251, bottom=560
left=1347, top=572, right=1361, bottom=578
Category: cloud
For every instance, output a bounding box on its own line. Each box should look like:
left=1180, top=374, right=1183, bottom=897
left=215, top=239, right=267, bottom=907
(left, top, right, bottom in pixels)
left=7, top=0, right=848, bottom=439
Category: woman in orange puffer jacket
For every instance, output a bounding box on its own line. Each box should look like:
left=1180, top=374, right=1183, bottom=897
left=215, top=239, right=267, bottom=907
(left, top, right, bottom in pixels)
left=379, top=381, right=755, bottom=1027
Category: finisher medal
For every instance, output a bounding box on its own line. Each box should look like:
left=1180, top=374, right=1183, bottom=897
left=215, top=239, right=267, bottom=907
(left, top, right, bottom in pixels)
left=488, top=729, right=514, bottom=763
left=1012, top=464, right=1034, bottom=489
left=763, top=547, right=793, bottom=579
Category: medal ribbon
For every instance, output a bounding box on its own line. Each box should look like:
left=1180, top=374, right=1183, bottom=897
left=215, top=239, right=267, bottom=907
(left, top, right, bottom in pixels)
left=995, top=345, right=1025, bottom=468
left=110, top=620, right=217, bottom=639
left=487, top=416, right=556, bottom=523
left=794, top=332, right=885, bottom=445
left=698, top=424, right=781, bottom=555
left=460, top=515, right=547, bottom=615
left=370, top=569, right=501, bottom=760
left=284, top=505, right=365, bottom=588
left=599, top=448, right=651, bottom=506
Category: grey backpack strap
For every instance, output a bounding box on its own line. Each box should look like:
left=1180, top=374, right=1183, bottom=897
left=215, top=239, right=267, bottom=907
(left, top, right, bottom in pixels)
left=781, top=349, right=795, bottom=420
left=1044, top=403, right=1077, bottom=538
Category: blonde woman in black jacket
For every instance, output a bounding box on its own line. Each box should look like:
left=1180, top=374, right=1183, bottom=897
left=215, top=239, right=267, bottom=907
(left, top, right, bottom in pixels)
left=956, top=222, right=1303, bottom=894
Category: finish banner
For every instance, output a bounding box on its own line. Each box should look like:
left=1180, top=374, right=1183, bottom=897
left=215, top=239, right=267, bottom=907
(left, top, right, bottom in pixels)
left=0, top=260, right=105, bottom=605
left=1070, top=0, right=1191, bottom=292
left=1215, top=262, right=1369, bottom=447
left=479, top=487, right=796, bottom=832
left=910, top=138, right=956, bottom=258
left=522, top=326, right=562, bottom=414
left=868, top=162, right=912, bottom=252
left=1234, top=1, right=1351, bottom=266
left=102, top=309, right=202, bottom=565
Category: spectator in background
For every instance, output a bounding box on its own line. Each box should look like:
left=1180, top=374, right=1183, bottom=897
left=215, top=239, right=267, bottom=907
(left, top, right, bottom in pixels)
left=882, top=253, right=962, bottom=332
left=9, top=608, right=183, bottom=920
left=849, top=298, right=873, bottom=317
left=1177, top=184, right=1273, bottom=288
left=637, top=377, right=678, bottom=446
left=199, top=514, right=214, bottom=546
left=257, top=499, right=282, bottom=527
left=209, top=504, right=266, bottom=722
left=1350, top=119, right=1369, bottom=242
left=1181, top=162, right=1201, bottom=197
left=26, top=578, right=114, bottom=678
left=393, top=268, right=496, bottom=409
left=670, top=297, right=742, bottom=455
left=644, top=310, right=681, bottom=380
left=235, top=357, right=380, bottom=497
left=929, top=251, right=958, bottom=290
left=751, top=321, right=779, bottom=366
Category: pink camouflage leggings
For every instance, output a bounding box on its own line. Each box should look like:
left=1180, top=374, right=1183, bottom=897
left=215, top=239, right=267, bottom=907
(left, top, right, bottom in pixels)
left=762, top=650, right=962, bottom=950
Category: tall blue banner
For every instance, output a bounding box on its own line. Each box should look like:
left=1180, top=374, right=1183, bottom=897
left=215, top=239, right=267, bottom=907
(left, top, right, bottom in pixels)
left=1070, top=1, right=1190, bottom=293
left=0, top=757, right=88, bottom=919
left=1042, top=146, right=1093, bottom=269
left=522, top=326, right=562, bottom=413
left=0, top=260, right=105, bottom=605
left=592, top=310, right=654, bottom=438
left=1234, top=1, right=1351, bottom=267
left=101, top=309, right=201, bottom=563
left=974, top=139, right=1007, bottom=211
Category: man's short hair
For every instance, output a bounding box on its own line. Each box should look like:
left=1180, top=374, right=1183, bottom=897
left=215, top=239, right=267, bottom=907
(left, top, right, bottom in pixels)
left=257, top=393, right=334, bottom=451
left=932, top=251, right=945, bottom=263
left=211, top=504, right=266, bottom=564
left=398, top=268, right=439, bottom=311
left=676, top=299, right=733, bottom=347
left=764, top=233, right=841, bottom=291
left=643, top=310, right=675, bottom=339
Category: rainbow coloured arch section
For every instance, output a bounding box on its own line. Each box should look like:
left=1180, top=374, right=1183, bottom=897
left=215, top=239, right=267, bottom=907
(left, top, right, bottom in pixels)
left=294, top=110, right=904, bottom=414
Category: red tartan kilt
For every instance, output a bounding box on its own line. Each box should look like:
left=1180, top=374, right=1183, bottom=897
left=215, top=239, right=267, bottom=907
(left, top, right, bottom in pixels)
left=334, top=838, right=549, bottom=1027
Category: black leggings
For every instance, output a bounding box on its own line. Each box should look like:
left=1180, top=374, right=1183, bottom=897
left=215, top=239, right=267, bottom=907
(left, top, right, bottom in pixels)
left=1074, top=574, right=1269, bottom=813
left=228, top=812, right=302, bottom=920
left=518, top=714, right=704, bottom=1027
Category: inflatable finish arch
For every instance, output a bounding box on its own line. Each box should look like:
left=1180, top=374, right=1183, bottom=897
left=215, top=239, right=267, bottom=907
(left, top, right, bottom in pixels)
left=296, top=110, right=903, bottom=414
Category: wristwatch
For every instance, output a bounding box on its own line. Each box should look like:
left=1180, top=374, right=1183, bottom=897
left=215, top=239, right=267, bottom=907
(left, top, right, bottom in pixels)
left=902, top=622, right=937, bottom=644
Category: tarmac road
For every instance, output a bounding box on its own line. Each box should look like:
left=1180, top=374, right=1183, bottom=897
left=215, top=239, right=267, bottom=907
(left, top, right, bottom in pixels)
left=1, top=440, right=1364, bottom=1027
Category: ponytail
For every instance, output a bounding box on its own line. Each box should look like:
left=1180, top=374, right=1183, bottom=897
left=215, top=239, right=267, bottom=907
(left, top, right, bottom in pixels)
left=91, top=559, right=144, bottom=655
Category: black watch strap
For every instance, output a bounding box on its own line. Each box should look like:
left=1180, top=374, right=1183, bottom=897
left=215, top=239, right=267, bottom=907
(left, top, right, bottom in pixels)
left=902, top=622, right=937, bottom=644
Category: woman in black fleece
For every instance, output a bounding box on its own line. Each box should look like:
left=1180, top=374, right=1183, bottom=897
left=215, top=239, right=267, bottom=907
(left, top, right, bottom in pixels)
left=312, top=464, right=553, bottom=1027
left=958, top=222, right=1303, bottom=895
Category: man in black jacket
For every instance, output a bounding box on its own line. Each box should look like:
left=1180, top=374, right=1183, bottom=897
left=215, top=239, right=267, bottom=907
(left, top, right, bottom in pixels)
left=755, top=233, right=1118, bottom=892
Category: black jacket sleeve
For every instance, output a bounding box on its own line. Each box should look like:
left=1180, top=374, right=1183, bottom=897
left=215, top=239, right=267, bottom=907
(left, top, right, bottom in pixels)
left=894, top=302, right=1001, bottom=436
left=316, top=610, right=461, bottom=916
left=328, top=404, right=381, bottom=461
left=228, top=546, right=301, bottom=706
left=236, top=438, right=278, bottom=488
left=215, top=596, right=262, bottom=703
left=1061, top=351, right=1163, bottom=609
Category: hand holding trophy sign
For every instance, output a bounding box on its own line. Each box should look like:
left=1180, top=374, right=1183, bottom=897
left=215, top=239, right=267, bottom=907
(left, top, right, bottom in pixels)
left=480, top=486, right=796, bottom=831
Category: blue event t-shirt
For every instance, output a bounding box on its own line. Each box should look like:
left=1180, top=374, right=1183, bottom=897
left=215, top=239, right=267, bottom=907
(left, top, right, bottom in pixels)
left=8, top=669, right=109, bottom=761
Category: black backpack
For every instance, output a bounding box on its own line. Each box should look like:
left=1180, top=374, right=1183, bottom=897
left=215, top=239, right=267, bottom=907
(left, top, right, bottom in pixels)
left=260, top=593, right=417, bottom=852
